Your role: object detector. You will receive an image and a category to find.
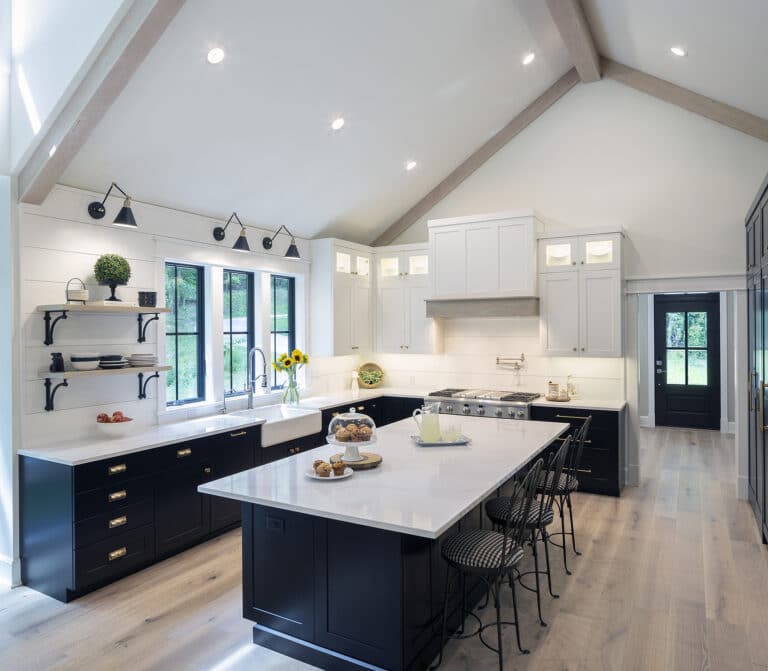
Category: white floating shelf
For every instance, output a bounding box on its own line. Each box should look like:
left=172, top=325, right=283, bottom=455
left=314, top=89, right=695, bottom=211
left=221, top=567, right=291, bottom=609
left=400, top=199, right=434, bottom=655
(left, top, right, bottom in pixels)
left=41, top=365, right=172, bottom=379
left=36, top=304, right=171, bottom=314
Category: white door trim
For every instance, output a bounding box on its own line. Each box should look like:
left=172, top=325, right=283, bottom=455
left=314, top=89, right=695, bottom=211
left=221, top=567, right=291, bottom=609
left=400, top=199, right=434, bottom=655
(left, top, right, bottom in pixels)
left=646, top=294, right=656, bottom=427
left=720, top=291, right=729, bottom=433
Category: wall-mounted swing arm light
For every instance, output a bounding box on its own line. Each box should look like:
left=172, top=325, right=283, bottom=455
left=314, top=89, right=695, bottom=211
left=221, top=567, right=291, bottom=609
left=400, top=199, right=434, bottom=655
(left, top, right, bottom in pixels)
left=262, top=225, right=300, bottom=259
left=88, top=182, right=136, bottom=228
left=213, top=212, right=250, bottom=252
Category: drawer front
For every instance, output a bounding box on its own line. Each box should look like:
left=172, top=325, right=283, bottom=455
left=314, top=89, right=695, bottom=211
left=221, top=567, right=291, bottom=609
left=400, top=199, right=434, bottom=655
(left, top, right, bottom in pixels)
left=74, top=499, right=154, bottom=549
left=74, top=475, right=154, bottom=521
left=530, top=406, right=619, bottom=432
left=74, top=524, right=155, bottom=590
left=157, top=439, right=205, bottom=471
left=74, top=450, right=155, bottom=493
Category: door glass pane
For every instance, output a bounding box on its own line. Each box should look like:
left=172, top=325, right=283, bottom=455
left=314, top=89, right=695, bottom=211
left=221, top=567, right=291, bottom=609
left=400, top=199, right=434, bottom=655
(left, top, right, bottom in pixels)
left=666, top=312, right=685, bottom=347
left=335, top=252, right=351, bottom=274
left=688, top=350, right=708, bottom=385
left=585, top=240, right=613, bottom=264
left=409, top=255, right=429, bottom=275
left=687, top=312, right=707, bottom=348
left=545, top=243, right=571, bottom=266
left=356, top=256, right=370, bottom=277
left=666, top=350, right=685, bottom=385
left=380, top=257, right=399, bottom=277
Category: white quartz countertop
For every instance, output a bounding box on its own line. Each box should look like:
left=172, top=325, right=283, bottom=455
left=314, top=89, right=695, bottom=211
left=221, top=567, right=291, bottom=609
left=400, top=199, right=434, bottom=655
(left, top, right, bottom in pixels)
left=531, top=398, right=627, bottom=412
left=17, top=414, right=267, bottom=466
left=295, top=387, right=430, bottom=410
left=199, top=416, right=568, bottom=539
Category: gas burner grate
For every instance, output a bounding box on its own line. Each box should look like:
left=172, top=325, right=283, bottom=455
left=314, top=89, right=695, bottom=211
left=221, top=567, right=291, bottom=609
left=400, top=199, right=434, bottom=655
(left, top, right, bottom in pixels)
left=428, top=389, right=467, bottom=397
left=500, top=392, right=541, bottom=402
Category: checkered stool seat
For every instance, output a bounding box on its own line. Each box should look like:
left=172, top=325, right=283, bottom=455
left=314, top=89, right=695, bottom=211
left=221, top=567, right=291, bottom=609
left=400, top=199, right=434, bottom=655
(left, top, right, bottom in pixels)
left=485, top=497, right=555, bottom=529
left=537, top=470, right=578, bottom=496
left=442, top=529, right=524, bottom=573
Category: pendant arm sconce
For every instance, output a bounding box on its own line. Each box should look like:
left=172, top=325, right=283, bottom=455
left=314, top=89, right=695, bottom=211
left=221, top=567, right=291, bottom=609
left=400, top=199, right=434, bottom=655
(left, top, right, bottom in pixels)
left=262, top=225, right=301, bottom=259
left=213, top=212, right=251, bottom=252
left=88, top=182, right=137, bottom=228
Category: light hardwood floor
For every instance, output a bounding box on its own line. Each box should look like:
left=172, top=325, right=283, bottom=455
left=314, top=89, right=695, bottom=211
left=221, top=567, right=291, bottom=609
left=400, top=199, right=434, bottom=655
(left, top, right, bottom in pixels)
left=2, top=427, right=767, bottom=671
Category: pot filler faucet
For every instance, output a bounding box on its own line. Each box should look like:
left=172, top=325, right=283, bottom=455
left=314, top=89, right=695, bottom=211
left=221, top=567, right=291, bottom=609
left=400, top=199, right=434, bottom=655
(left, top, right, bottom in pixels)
left=247, top=347, right=269, bottom=409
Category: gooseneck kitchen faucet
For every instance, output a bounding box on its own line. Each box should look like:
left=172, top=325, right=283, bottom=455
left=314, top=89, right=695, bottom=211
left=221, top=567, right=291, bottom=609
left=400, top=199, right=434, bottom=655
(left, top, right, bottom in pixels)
left=247, top=347, right=269, bottom=409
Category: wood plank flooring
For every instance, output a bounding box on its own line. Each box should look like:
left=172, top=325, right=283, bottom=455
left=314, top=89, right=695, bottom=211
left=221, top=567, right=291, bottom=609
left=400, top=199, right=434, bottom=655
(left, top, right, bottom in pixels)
left=1, top=427, right=767, bottom=670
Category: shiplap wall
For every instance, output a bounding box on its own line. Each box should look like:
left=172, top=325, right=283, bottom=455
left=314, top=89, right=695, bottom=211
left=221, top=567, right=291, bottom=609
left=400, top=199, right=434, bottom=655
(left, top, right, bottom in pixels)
left=377, top=316, right=624, bottom=399
left=19, top=185, right=354, bottom=447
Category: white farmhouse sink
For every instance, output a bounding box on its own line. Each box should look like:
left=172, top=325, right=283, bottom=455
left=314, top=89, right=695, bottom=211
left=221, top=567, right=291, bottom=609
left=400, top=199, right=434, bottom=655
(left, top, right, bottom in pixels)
left=230, top=404, right=322, bottom=447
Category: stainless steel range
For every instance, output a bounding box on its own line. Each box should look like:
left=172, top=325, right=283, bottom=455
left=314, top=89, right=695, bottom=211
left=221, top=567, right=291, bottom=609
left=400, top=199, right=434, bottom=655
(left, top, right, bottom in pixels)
left=425, top=388, right=541, bottom=420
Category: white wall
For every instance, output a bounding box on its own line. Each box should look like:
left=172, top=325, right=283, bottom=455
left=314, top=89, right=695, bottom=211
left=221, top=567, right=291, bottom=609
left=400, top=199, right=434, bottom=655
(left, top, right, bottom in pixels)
left=0, top=0, right=10, bottom=173
left=393, top=79, right=768, bottom=280
left=9, top=0, right=125, bottom=168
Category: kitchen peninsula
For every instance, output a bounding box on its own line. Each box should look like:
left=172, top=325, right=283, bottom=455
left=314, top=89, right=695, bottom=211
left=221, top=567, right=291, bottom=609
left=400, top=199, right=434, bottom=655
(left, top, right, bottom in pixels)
left=200, top=415, right=568, bottom=671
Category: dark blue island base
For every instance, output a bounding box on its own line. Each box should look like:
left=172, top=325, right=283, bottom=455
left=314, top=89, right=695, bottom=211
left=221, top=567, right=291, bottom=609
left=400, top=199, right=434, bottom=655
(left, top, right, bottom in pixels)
left=241, top=498, right=498, bottom=671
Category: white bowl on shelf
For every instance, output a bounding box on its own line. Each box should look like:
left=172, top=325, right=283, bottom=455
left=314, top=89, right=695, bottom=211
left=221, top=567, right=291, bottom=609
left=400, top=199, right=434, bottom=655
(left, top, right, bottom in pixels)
left=71, top=360, right=100, bottom=371
left=96, top=419, right=134, bottom=438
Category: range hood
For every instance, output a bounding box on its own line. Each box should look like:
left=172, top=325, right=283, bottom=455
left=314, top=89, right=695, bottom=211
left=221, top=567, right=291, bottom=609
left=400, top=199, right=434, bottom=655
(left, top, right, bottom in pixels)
left=425, top=297, right=539, bottom=319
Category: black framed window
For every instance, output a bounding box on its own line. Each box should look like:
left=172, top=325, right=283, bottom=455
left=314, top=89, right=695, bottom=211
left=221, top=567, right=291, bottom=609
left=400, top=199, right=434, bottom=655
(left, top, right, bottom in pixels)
left=223, top=269, right=255, bottom=395
left=165, top=262, right=205, bottom=405
left=270, top=275, right=295, bottom=388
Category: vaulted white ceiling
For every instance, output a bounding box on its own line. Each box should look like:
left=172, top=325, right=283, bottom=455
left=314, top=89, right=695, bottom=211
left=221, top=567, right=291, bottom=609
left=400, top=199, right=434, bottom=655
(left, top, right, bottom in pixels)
left=60, top=0, right=571, bottom=243
left=582, top=0, right=768, bottom=119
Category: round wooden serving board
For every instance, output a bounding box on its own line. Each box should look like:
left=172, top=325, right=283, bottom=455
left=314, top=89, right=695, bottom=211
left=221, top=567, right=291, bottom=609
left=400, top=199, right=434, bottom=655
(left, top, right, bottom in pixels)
left=330, top=452, right=382, bottom=470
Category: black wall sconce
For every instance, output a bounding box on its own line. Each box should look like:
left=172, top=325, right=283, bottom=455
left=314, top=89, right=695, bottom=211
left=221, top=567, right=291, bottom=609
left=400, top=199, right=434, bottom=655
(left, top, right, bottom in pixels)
left=213, top=212, right=250, bottom=252
left=262, top=225, right=300, bottom=259
left=88, top=182, right=136, bottom=228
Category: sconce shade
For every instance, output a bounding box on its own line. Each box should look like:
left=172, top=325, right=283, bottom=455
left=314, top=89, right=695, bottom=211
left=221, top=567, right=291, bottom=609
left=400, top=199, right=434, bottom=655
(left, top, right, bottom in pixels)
left=233, top=228, right=251, bottom=252
left=285, top=238, right=300, bottom=259
left=113, top=198, right=137, bottom=228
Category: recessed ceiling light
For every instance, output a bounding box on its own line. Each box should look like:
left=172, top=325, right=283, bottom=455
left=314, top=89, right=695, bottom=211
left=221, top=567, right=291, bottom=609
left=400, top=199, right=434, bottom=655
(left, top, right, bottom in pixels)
left=331, top=117, right=345, bottom=131
left=207, top=47, right=225, bottom=64
left=522, top=52, right=535, bottom=65
left=405, top=160, right=417, bottom=171
left=48, top=144, right=57, bottom=157
left=670, top=46, right=686, bottom=57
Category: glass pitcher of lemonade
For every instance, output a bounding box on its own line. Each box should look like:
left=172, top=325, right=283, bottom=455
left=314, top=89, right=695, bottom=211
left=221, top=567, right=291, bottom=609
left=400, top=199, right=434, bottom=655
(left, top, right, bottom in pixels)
left=413, top=402, right=441, bottom=442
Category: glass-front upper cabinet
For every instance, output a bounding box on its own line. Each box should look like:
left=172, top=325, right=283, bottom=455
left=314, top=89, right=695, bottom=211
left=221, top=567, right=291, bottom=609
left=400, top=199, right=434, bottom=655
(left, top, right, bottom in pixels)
left=539, top=233, right=621, bottom=272
left=376, top=248, right=429, bottom=285
left=335, top=248, right=371, bottom=281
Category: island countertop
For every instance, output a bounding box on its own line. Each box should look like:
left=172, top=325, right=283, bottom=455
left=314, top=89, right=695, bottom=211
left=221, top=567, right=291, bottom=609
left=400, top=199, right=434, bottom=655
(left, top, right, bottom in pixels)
left=199, top=415, right=568, bottom=539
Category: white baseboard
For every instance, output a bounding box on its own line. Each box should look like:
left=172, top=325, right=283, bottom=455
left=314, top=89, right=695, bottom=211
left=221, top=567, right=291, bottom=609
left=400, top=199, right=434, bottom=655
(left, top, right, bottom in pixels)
left=720, top=419, right=736, bottom=434
left=0, top=555, right=20, bottom=588
left=626, top=463, right=640, bottom=487
left=728, top=421, right=736, bottom=434
left=639, top=416, right=653, bottom=428
left=737, top=475, right=749, bottom=500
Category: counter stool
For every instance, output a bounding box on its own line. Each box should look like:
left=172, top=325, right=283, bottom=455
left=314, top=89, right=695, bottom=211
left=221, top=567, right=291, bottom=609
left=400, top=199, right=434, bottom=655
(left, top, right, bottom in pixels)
left=430, top=459, right=543, bottom=671
left=485, top=435, right=571, bottom=627
left=540, top=416, right=592, bottom=574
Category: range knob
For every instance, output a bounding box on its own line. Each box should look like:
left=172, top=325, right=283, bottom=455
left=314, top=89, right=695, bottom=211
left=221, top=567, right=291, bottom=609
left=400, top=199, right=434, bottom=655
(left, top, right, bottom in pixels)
left=462, top=405, right=471, bottom=415
left=516, top=410, right=526, bottom=419
left=494, top=408, right=503, bottom=418
left=507, top=408, right=516, bottom=417
left=444, top=404, right=454, bottom=414
left=476, top=405, right=486, bottom=416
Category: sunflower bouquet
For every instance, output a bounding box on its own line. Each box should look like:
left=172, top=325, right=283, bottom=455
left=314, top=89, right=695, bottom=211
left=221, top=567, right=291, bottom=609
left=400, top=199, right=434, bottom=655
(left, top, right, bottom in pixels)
left=272, top=348, right=309, bottom=404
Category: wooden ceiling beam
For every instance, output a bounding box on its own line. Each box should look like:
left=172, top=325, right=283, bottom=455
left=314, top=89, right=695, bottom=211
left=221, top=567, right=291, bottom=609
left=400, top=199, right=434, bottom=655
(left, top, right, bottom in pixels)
left=18, top=0, right=186, bottom=205
left=602, top=58, right=768, bottom=143
left=371, top=67, right=580, bottom=247
left=545, top=0, right=601, bottom=83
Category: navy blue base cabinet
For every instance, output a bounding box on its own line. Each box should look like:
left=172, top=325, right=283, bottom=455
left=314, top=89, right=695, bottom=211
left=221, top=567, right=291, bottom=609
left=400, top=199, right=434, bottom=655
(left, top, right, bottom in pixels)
left=20, top=425, right=260, bottom=602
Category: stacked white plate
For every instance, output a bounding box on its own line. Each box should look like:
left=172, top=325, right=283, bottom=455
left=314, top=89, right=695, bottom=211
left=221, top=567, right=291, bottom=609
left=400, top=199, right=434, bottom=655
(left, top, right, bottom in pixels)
left=128, top=354, right=158, bottom=368
left=99, top=358, right=130, bottom=369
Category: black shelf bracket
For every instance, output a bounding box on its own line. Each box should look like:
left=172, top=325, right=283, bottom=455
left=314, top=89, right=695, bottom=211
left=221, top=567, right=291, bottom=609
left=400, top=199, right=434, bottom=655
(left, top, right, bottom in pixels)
left=44, top=378, right=69, bottom=411
left=138, top=371, right=160, bottom=399
left=43, top=310, right=68, bottom=346
left=137, top=313, right=160, bottom=343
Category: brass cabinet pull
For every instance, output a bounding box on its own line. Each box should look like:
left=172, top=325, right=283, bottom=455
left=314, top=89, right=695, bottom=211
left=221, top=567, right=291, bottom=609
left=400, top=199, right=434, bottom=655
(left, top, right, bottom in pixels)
left=108, top=515, right=127, bottom=529
left=576, top=468, right=592, bottom=474
left=108, top=490, right=127, bottom=502
left=357, top=406, right=365, bottom=411
left=176, top=447, right=192, bottom=458
left=108, top=463, right=127, bottom=475
left=108, top=547, right=127, bottom=561
left=229, top=431, right=247, bottom=438
left=555, top=436, right=591, bottom=445
left=555, top=414, right=590, bottom=421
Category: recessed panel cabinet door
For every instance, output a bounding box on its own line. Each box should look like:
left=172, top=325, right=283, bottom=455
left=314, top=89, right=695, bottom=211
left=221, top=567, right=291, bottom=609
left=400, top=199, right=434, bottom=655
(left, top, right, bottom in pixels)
left=431, top=227, right=465, bottom=297
left=155, top=464, right=209, bottom=557
left=498, top=220, right=535, bottom=295
left=407, top=284, right=432, bottom=354
left=333, top=279, right=352, bottom=354
left=540, top=272, right=579, bottom=355
left=350, top=285, right=371, bottom=352
left=378, top=286, right=405, bottom=353
left=579, top=269, right=621, bottom=357
left=465, top=225, right=499, bottom=294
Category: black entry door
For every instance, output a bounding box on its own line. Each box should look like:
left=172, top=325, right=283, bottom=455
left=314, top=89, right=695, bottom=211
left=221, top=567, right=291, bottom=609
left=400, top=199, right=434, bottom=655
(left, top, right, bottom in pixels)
left=654, top=293, right=720, bottom=429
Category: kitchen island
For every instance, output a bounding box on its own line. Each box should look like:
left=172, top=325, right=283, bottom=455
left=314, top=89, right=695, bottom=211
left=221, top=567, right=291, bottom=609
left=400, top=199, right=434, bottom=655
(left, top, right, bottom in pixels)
left=200, top=415, right=568, bottom=671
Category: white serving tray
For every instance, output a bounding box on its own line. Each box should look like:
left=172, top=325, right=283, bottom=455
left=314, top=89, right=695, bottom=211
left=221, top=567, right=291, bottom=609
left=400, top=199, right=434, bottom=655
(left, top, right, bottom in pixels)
left=410, top=434, right=471, bottom=447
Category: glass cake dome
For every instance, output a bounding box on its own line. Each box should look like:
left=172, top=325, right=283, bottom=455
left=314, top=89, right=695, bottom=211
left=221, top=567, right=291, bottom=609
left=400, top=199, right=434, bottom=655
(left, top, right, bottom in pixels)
left=327, top=407, right=377, bottom=447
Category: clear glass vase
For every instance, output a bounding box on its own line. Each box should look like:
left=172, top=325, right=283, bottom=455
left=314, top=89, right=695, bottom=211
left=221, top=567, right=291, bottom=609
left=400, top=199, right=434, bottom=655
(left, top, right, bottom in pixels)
left=282, top=371, right=300, bottom=405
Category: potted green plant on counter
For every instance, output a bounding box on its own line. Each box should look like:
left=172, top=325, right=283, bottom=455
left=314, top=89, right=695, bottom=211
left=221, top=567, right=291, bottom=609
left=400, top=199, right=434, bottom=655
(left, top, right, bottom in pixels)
left=94, top=254, right=132, bottom=302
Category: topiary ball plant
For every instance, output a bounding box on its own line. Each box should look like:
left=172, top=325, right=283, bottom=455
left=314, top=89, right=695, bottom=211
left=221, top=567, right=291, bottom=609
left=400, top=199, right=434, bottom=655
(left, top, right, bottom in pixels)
left=94, top=254, right=131, bottom=302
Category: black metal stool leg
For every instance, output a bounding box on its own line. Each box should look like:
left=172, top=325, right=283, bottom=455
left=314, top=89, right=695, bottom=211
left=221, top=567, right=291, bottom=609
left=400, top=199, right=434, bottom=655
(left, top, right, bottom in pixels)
left=558, top=496, right=571, bottom=575
left=493, top=578, right=503, bottom=671
left=509, top=568, right=529, bottom=655
left=542, top=527, right=559, bottom=598
left=530, top=528, right=546, bottom=627
left=567, top=493, right=581, bottom=555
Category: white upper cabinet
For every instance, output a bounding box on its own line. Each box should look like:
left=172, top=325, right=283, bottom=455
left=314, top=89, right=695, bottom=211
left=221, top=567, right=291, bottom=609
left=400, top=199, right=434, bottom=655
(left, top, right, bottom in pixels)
left=311, top=239, right=373, bottom=356
left=374, top=245, right=437, bottom=354
left=538, top=230, right=623, bottom=357
left=428, top=211, right=539, bottom=299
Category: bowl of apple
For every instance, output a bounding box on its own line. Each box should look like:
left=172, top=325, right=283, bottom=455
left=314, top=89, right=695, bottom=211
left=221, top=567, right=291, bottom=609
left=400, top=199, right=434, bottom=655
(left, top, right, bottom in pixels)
left=96, top=411, right=134, bottom=438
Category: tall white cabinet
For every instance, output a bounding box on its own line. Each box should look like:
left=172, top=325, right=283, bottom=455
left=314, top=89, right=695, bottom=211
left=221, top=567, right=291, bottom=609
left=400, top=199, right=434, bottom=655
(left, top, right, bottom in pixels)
left=310, top=239, right=372, bottom=356
left=539, top=232, right=623, bottom=357
left=374, top=245, right=437, bottom=354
